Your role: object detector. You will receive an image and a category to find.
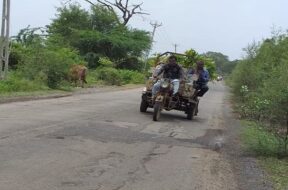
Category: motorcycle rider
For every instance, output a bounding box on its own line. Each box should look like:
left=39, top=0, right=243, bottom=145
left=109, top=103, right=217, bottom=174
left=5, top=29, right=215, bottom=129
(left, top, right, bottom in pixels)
left=187, top=60, right=209, bottom=97
left=152, top=55, right=184, bottom=97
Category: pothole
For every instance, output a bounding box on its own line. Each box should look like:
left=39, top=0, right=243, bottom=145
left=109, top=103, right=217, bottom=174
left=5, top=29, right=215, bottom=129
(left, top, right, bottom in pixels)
left=178, top=129, right=225, bottom=151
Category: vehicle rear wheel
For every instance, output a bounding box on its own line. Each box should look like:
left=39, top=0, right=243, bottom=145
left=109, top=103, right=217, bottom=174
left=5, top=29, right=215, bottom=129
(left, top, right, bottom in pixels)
left=140, top=99, right=149, bottom=112
left=153, top=102, right=161, bottom=121
left=187, top=104, right=195, bottom=120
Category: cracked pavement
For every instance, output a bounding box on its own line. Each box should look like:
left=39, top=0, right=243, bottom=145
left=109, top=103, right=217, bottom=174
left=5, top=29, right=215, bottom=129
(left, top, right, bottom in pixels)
left=0, top=82, right=239, bottom=190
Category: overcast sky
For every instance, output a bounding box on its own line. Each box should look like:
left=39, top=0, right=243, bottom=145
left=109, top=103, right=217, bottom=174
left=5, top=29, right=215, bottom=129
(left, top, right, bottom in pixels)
left=5, top=0, right=288, bottom=60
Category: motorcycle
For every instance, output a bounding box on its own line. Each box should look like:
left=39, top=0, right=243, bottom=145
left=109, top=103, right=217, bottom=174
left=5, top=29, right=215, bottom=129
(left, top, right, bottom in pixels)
left=140, top=74, right=200, bottom=121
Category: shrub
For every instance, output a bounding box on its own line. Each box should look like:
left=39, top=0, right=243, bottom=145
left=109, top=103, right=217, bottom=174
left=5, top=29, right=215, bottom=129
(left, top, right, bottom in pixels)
left=232, top=31, right=288, bottom=157
left=116, top=56, right=144, bottom=71
left=15, top=44, right=83, bottom=89
left=96, top=67, right=122, bottom=85
left=119, top=70, right=145, bottom=84
left=0, top=72, right=47, bottom=93
left=241, top=121, right=280, bottom=156
left=85, top=52, right=100, bottom=69
left=98, top=57, right=114, bottom=68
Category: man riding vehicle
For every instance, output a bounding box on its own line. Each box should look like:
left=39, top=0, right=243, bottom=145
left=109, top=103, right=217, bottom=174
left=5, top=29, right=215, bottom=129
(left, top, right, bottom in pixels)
left=152, top=55, right=184, bottom=98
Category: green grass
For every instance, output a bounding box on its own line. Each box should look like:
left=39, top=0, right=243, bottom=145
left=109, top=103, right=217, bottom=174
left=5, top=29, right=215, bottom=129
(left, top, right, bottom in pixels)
left=260, top=157, right=288, bottom=190
left=241, top=120, right=288, bottom=190
left=240, top=121, right=280, bottom=156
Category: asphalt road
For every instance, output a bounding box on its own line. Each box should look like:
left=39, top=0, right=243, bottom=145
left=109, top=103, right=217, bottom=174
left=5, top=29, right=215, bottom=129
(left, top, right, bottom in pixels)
left=0, top=82, right=239, bottom=190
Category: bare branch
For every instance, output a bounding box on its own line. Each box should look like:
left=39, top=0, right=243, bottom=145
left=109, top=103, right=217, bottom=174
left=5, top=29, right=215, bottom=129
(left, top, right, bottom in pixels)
left=94, top=0, right=114, bottom=11
left=64, top=0, right=149, bottom=26
left=83, top=0, right=96, bottom=5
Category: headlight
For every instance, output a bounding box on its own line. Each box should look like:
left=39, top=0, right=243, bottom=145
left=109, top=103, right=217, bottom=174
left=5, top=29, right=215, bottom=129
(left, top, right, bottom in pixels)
left=161, top=80, right=169, bottom=88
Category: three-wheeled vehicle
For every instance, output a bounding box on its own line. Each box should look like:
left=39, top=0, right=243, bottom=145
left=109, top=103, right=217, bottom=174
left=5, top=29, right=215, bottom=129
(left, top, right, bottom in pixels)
left=140, top=52, right=200, bottom=121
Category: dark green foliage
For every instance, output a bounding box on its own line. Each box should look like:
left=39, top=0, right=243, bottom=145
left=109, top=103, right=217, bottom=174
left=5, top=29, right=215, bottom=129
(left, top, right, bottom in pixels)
left=116, top=56, right=144, bottom=71
left=231, top=32, right=288, bottom=156
left=48, top=4, right=151, bottom=62
left=222, top=59, right=239, bottom=74
left=118, top=70, right=145, bottom=84
left=14, top=26, right=46, bottom=47
left=12, top=37, right=83, bottom=89
left=203, top=51, right=238, bottom=75
left=242, top=121, right=282, bottom=157
left=8, top=43, right=23, bottom=70
left=0, top=72, right=47, bottom=92
left=1, top=3, right=151, bottom=94
left=96, top=67, right=122, bottom=85
left=48, top=4, right=91, bottom=42
left=85, top=52, right=100, bottom=69
left=71, top=28, right=151, bottom=60
left=86, top=67, right=145, bottom=86
left=90, top=5, right=119, bottom=33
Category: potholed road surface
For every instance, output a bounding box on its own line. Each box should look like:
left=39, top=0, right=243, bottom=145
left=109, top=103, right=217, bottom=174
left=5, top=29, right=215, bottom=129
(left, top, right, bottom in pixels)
left=0, top=82, right=239, bottom=190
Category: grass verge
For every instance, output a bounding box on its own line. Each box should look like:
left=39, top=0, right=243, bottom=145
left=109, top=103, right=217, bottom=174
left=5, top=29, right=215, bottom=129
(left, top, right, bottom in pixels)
left=241, top=120, right=288, bottom=190
left=260, top=157, right=288, bottom=190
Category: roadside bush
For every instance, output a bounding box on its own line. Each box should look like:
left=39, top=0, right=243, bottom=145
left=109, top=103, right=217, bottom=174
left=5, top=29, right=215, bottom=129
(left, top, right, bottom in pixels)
left=86, top=68, right=145, bottom=86
left=16, top=43, right=83, bottom=89
left=116, top=56, right=144, bottom=71
left=98, top=57, right=114, bottom=68
left=0, top=72, right=47, bottom=93
left=231, top=31, right=288, bottom=157
left=119, top=70, right=145, bottom=84
left=85, top=52, right=100, bottom=69
left=241, top=121, right=280, bottom=156
left=96, top=67, right=122, bottom=85
left=86, top=69, right=99, bottom=85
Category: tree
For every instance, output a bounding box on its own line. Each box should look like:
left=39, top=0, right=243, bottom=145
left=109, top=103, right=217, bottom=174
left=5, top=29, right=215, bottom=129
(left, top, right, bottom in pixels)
left=48, top=4, right=152, bottom=61
left=64, top=0, right=148, bottom=26
left=14, top=26, right=46, bottom=46
left=231, top=32, right=288, bottom=156
left=47, top=4, right=91, bottom=45
left=90, top=5, right=119, bottom=33
left=203, top=52, right=229, bottom=74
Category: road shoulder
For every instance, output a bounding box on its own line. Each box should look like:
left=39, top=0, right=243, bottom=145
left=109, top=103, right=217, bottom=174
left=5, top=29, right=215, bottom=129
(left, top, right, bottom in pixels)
left=0, top=84, right=143, bottom=104
left=222, top=96, right=274, bottom=190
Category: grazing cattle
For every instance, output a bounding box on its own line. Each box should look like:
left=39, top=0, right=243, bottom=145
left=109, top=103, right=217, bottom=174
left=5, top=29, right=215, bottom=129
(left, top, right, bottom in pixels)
left=69, top=65, right=88, bottom=88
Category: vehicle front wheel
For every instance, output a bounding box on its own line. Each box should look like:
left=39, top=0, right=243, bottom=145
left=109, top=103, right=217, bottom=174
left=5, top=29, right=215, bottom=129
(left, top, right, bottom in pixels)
left=153, top=102, right=161, bottom=121
left=187, top=104, right=195, bottom=120
left=140, top=99, right=149, bottom=112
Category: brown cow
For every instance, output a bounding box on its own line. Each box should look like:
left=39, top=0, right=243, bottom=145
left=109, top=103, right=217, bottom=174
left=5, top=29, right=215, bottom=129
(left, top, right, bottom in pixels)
left=69, top=65, right=88, bottom=88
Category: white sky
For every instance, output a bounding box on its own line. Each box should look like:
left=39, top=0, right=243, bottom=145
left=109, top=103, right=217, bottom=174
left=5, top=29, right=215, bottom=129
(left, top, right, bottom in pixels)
left=5, top=0, right=288, bottom=60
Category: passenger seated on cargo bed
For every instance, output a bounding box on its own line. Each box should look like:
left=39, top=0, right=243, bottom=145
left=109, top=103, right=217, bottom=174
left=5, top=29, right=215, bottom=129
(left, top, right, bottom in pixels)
left=187, top=61, right=209, bottom=97
left=152, top=62, right=165, bottom=77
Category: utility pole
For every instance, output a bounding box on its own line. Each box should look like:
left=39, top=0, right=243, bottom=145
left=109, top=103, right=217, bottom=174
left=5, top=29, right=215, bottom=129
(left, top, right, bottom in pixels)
left=143, top=21, right=162, bottom=71
left=172, top=43, right=178, bottom=53
left=0, top=0, right=10, bottom=80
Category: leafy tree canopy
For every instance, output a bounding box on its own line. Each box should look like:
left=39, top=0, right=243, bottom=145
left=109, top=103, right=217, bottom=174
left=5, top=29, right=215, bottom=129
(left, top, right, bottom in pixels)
left=47, top=4, right=152, bottom=61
